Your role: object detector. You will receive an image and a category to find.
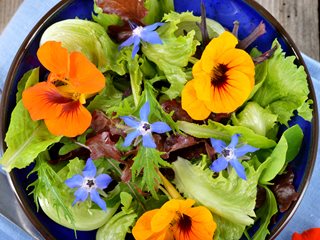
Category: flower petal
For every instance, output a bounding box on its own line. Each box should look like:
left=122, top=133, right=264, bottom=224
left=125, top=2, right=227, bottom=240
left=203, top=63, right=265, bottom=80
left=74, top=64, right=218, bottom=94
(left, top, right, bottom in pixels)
left=90, top=189, right=106, bottom=211
left=65, top=174, right=84, bottom=188
left=292, top=228, right=320, bottom=240
left=120, top=116, right=140, bottom=128
left=142, top=134, right=156, bottom=148
left=181, top=79, right=211, bottom=120
left=22, top=82, right=71, bottom=121
left=132, top=36, right=141, bottom=58
left=119, top=35, right=135, bottom=49
left=210, top=138, right=227, bottom=153
left=44, top=101, right=92, bottom=137
left=235, top=145, right=259, bottom=158
left=123, top=130, right=141, bottom=147
left=132, top=209, right=160, bottom=240
left=151, top=122, right=171, bottom=134
left=37, top=41, right=68, bottom=76
left=229, top=159, right=247, bottom=180
left=143, top=22, right=164, bottom=32
left=82, top=158, right=97, bottom=178
left=69, top=52, right=105, bottom=94
left=95, top=174, right=112, bottom=189
left=72, top=187, right=88, bottom=205
left=140, top=31, right=163, bottom=45
left=229, top=134, right=240, bottom=148
left=210, top=157, right=228, bottom=172
left=139, top=101, right=150, bottom=122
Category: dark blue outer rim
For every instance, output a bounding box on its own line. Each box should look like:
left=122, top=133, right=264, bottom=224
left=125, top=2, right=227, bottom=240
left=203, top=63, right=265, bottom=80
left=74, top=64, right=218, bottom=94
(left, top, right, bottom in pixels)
left=0, top=0, right=318, bottom=240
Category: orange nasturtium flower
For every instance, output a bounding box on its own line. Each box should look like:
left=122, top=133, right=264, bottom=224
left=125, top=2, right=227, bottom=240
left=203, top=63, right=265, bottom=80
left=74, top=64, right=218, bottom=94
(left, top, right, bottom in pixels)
left=181, top=31, right=255, bottom=120
left=132, top=199, right=216, bottom=240
left=22, top=41, right=105, bottom=137
left=292, top=228, right=320, bottom=240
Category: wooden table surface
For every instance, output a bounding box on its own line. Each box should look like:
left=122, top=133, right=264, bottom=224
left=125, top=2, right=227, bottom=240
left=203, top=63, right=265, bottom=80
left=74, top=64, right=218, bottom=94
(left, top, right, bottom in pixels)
left=0, top=0, right=319, bottom=60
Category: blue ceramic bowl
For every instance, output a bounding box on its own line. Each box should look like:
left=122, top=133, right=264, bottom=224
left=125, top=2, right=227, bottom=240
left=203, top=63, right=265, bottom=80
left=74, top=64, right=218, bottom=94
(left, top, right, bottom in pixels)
left=0, top=0, right=318, bottom=239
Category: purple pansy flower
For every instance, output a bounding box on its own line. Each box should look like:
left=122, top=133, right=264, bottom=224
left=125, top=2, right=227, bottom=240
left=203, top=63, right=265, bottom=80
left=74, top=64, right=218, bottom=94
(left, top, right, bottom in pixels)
left=65, top=158, right=112, bottom=211
left=119, top=21, right=164, bottom=58
left=121, top=101, right=171, bottom=148
left=210, top=134, right=259, bottom=180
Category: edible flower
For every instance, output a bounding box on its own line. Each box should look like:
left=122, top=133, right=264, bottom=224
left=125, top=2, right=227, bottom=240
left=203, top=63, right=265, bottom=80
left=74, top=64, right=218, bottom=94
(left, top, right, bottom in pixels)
left=22, top=41, right=105, bottom=137
left=121, top=101, right=171, bottom=148
left=65, top=158, right=112, bottom=211
left=119, top=22, right=163, bottom=58
left=292, top=228, right=320, bottom=240
left=181, top=31, right=255, bottom=120
left=132, top=198, right=216, bottom=240
left=210, top=134, right=258, bottom=180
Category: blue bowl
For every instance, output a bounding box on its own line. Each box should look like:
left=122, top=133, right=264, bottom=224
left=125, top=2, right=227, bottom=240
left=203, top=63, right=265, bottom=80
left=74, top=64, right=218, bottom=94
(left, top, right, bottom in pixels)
left=0, top=0, right=318, bottom=239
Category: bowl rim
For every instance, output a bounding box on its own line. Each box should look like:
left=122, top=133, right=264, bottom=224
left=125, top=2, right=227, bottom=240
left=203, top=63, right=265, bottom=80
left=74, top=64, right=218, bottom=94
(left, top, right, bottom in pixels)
left=0, top=0, right=318, bottom=239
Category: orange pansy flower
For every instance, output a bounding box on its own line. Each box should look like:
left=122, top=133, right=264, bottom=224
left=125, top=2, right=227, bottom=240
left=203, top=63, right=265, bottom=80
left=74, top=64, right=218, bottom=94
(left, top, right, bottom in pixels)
left=132, top=199, right=216, bottom=240
left=182, top=31, right=255, bottom=120
left=292, top=228, right=320, bottom=240
left=22, top=41, right=105, bottom=137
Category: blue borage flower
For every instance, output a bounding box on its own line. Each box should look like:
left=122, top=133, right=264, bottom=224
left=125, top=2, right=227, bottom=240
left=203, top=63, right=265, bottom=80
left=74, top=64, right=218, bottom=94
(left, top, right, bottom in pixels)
left=65, top=158, right=112, bottom=211
left=210, top=134, right=259, bottom=180
left=121, top=101, right=171, bottom=148
left=119, top=21, right=164, bottom=58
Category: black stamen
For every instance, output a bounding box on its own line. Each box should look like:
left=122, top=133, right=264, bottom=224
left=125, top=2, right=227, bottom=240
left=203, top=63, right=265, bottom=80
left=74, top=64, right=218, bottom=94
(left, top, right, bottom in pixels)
left=142, top=123, right=151, bottom=131
left=221, top=149, right=230, bottom=158
left=86, top=179, right=95, bottom=188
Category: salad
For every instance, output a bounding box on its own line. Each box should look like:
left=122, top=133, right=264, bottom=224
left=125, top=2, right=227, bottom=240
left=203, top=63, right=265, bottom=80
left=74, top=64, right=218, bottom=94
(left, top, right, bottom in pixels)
left=0, top=0, right=313, bottom=239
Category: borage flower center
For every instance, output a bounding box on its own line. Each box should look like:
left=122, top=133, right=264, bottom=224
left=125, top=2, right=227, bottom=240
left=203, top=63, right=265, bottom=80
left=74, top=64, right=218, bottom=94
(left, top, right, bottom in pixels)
left=211, top=64, right=229, bottom=87
left=133, top=26, right=144, bottom=37
left=82, top=177, right=96, bottom=190
left=138, top=121, right=152, bottom=135
left=221, top=147, right=235, bottom=161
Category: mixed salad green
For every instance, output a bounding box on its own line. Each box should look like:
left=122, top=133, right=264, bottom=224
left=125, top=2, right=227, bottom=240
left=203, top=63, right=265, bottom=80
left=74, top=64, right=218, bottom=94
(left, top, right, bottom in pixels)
left=0, top=0, right=313, bottom=239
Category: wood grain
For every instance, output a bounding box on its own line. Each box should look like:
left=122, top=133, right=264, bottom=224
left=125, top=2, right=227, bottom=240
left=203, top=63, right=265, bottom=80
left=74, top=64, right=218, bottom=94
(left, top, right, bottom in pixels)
left=255, top=0, right=320, bottom=60
left=0, top=0, right=23, bottom=33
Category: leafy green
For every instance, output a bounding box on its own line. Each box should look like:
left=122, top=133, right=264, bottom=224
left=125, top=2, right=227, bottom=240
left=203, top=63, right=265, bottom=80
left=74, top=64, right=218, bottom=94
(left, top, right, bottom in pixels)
left=132, top=146, right=170, bottom=198
left=282, top=124, right=304, bottom=163
left=144, top=0, right=174, bottom=24
left=16, top=68, right=39, bottom=102
left=0, top=101, right=61, bottom=171
left=231, top=102, right=278, bottom=139
left=40, top=19, right=126, bottom=74
left=92, top=3, right=122, bottom=29
left=173, top=158, right=259, bottom=227
left=142, top=13, right=200, bottom=99
left=252, top=40, right=312, bottom=125
left=213, top=216, right=245, bottom=240
left=177, top=120, right=276, bottom=149
left=297, top=99, right=314, bottom=122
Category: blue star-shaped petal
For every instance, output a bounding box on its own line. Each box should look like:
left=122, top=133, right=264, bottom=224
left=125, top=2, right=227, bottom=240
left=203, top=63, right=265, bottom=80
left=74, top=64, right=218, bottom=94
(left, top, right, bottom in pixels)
left=65, top=158, right=112, bottom=211
left=210, top=134, right=259, bottom=180
left=121, top=101, right=171, bottom=148
left=119, top=22, right=164, bottom=58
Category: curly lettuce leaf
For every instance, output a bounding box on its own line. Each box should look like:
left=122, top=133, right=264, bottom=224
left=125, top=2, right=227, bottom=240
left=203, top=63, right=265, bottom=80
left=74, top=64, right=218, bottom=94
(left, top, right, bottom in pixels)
left=231, top=102, right=278, bottom=139
left=172, top=158, right=260, bottom=237
left=144, top=0, right=174, bottom=24
left=177, top=120, right=276, bottom=149
left=16, top=68, right=39, bottom=102
left=252, top=40, right=312, bottom=125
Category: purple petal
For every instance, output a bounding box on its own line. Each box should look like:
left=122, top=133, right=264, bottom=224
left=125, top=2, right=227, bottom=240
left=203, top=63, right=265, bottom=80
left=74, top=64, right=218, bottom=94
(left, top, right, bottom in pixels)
left=123, top=130, right=141, bottom=147
left=151, top=122, right=171, bottom=134
left=235, top=145, right=259, bottom=158
left=82, top=159, right=96, bottom=178
left=143, top=22, right=164, bottom=32
left=119, top=36, right=135, bottom=49
left=210, top=157, right=228, bottom=172
left=229, top=134, right=240, bottom=148
left=229, top=159, right=247, bottom=180
left=65, top=174, right=84, bottom=188
left=140, top=31, right=163, bottom=45
left=139, top=101, right=150, bottom=122
left=210, top=138, right=227, bottom=153
left=131, top=36, right=141, bottom=58
left=90, top=189, right=107, bottom=211
left=121, top=116, right=140, bottom=128
left=72, top=187, right=88, bottom=205
left=142, top=134, right=156, bottom=148
left=95, top=174, right=112, bottom=189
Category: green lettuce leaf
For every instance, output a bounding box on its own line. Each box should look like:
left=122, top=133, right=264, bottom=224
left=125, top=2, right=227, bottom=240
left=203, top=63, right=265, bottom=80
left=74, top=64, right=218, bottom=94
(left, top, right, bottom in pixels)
left=252, top=40, right=312, bottom=125
left=231, top=102, right=278, bottom=139
left=92, top=3, right=122, bottom=29
left=213, top=216, right=244, bottom=240
left=143, top=0, right=174, bottom=24
left=0, top=101, right=61, bottom=171
left=177, top=120, right=276, bottom=149
left=172, top=158, right=260, bottom=237
left=16, top=68, right=39, bottom=102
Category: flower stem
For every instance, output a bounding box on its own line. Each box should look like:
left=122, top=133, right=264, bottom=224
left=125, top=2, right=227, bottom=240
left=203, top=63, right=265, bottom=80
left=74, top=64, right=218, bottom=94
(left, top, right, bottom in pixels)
left=158, top=170, right=182, bottom=199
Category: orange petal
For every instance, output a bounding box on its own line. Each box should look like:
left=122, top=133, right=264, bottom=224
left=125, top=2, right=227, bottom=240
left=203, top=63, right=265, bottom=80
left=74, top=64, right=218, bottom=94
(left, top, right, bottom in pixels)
left=192, top=75, right=214, bottom=103
left=181, top=80, right=211, bottom=120
left=44, top=101, right=91, bottom=137
left=37, top=41, right=68, bottom=76
left=22, top=82, right=71, bottom=121
left=132, top=209, right=159, bottom=240
left=292, top=228, right=320, bottom=240
left=69, top=52, right=105, bottom=94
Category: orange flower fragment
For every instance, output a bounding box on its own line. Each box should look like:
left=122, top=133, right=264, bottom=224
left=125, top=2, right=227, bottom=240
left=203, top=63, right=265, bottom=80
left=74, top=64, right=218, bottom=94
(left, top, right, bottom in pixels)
left=182, top=31, right=255, bottom=120
left=22, top=41, right=105, bottom=137
left=132, top=199, right=216, bottom=240
left=292, top=228, right=320, bottom=240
